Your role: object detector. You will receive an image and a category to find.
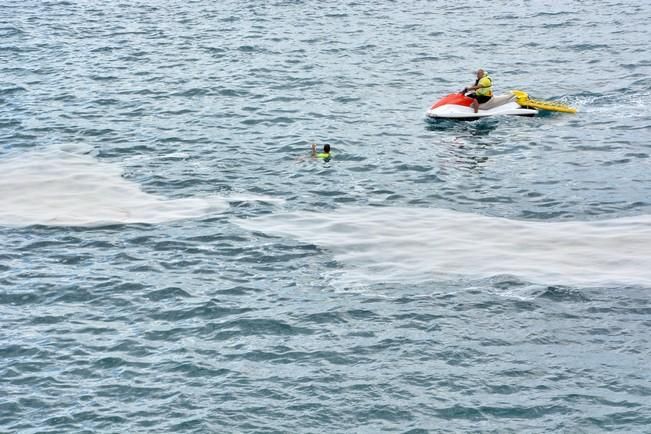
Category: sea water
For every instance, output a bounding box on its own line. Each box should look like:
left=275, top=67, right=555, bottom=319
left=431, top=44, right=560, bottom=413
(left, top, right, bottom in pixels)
left=1, top=1, right=650, bottom=432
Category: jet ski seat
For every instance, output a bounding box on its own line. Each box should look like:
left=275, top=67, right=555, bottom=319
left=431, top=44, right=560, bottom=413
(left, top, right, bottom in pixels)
left=478, top=94, right=516, bottom=111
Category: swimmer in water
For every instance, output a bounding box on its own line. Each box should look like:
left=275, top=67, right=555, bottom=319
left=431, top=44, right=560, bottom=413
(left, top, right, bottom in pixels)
left=311, top=143, right=331, bottom=161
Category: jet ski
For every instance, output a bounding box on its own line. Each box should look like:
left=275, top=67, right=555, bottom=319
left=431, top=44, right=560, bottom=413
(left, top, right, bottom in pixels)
left=426, top=90, right=576, bottom=120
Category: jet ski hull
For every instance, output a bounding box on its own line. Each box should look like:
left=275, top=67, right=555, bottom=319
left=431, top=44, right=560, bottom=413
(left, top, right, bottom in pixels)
left=426, top=93, right=538, bottom=120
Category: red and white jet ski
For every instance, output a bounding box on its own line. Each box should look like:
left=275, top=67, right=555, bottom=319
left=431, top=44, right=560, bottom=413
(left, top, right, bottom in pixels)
left=426, top=91, right=537, bottom=120
left=426, top=90, right=577, bottom=120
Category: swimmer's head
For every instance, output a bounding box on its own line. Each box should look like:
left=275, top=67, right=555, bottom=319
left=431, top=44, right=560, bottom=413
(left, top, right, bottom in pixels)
left=324, top=144, right=331, bottom=153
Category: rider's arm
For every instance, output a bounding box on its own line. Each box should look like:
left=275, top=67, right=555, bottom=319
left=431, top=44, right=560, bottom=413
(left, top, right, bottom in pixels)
left=465, top=77, right=490, bottom=92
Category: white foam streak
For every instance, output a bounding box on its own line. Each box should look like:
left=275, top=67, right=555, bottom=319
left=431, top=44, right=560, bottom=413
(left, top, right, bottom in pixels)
left=0, top=144, right=228, bottom=227
left=236, top=206, right=651, bottom=287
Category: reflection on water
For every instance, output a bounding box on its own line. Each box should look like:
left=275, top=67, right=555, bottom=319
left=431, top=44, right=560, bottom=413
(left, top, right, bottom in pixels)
left=425, top=116, right=499, bottom=135
left=432, top=136, right=494, bottom=179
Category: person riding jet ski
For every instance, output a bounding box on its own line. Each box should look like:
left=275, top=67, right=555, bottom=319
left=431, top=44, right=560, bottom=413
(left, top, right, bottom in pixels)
left=461, top=69, right=493, bottom=113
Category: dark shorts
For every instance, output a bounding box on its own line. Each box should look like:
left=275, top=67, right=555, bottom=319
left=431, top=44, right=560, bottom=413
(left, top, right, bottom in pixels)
left=468, top=93, right=492, bottom=104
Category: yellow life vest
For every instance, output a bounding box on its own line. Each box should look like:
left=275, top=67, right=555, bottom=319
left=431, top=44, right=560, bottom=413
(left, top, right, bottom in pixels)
left=317, top=152, right=331, bottom=159
left=476, top=74, right=493, bottom=97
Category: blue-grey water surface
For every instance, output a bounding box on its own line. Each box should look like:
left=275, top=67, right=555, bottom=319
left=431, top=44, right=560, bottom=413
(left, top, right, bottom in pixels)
left=2, top=0, right=651, bottom=432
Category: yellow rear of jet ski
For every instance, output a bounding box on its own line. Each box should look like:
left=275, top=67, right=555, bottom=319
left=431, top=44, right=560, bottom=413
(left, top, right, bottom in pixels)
left=511, top=90, right=577, bottom=113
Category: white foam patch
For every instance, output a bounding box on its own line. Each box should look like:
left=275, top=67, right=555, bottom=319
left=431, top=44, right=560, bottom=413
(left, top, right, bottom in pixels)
left=236, top=206, right=651, bottom=287
left=0, top=144, right=228, bottom=227
left=572, top=92, right=651, bottom=118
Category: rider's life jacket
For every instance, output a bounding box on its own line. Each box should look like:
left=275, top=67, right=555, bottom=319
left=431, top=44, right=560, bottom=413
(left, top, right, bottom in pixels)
left=475, top=73, right=493, bottom=97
